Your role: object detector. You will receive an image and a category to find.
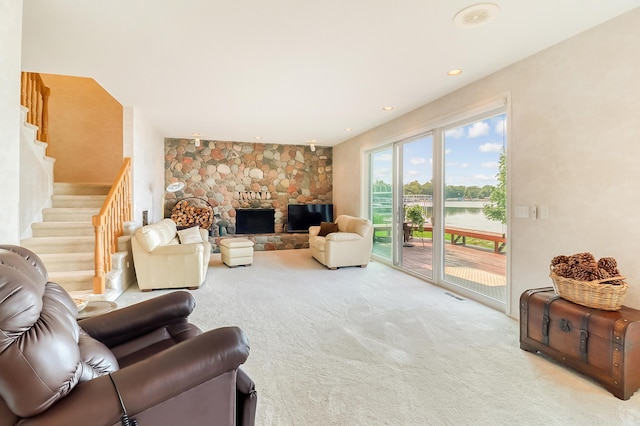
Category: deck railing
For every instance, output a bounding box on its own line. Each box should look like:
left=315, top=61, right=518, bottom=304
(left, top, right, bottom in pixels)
left=92, top=158, right=132, bottom=294
left=20, top=72, right=50, bottom=143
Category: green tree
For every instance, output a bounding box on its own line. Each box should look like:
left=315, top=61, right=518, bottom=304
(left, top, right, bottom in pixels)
left=373, top=180, right=391, bottom=192
left=464, top=185, right=481, bottom=200
left=483, top=149, right=507, bottom=224
left=421, top=181, right=433, bottom=195
left=403, top=180, right=423, bottom=194
left=479, top=185, right=494, bottom=199
left=445, top=185, right=465, bottom=200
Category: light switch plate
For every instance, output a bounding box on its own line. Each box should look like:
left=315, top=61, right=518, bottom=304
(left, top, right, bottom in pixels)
left=514, top=206, right=529, bottom=218
left=539, top=206, right=549, bottom=219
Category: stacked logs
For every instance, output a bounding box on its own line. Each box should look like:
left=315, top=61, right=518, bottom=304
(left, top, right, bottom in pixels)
left=171, top=199, right=213, bottom=229
left=551, top=252, right=623, bottom=285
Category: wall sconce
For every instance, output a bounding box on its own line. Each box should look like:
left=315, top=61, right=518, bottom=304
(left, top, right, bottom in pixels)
left=310, top=143, right=316, bottom=152
left=192, top=132, right=201, bottom=147
left=166, top=182, right=185, bottom=193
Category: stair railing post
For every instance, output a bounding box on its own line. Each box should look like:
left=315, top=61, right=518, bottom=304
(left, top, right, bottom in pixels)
left=92, top=214, right=106, bottom=294
left=92, top=158, right=132, bottom=295
left=41, top=86, right=50, bottom=143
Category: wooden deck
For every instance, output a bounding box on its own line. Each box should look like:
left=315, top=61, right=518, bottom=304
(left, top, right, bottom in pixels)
left=374, top=236, right=507, bottom=301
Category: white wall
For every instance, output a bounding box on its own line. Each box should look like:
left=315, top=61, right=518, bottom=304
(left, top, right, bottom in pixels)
left=334, top=9, right=640, bottom=316
left=20, top=108, right=54, bottom=238
left=123, top=107, right=165, bottom=227
left=0, top=0, right=23, bottom=244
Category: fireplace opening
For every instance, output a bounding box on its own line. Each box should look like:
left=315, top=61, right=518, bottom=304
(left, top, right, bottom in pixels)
left=236, top=208, right=275, bottom=234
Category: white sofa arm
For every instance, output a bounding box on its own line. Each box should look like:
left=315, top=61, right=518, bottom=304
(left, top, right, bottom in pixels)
left=152, top=243, right=204, bottom=255
left=326, top=232, right=361, bottom=242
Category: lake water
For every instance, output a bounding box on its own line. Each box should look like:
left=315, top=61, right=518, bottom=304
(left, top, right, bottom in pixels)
left=409, top=200, right=505, bottom=234
left=443, top=201, right=505, bottom=234
left=373, top=195, right=506, bottom=234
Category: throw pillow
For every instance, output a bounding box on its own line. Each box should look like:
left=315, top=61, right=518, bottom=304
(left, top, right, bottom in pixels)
left=177, top=226, right=203, bottom=244
left=317, top=221, right=338, bottom=237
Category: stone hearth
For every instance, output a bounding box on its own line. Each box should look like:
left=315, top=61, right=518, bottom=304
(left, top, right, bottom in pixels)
left=213, top=233, right=309, bottom=253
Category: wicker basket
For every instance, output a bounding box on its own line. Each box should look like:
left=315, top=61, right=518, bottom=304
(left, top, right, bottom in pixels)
left=549, top=269, right=628, bottom=311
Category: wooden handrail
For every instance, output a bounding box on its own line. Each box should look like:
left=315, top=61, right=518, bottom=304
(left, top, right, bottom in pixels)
left=20, top=72, right=50, bottom=143
left=92, top=158, right=132, bottom=294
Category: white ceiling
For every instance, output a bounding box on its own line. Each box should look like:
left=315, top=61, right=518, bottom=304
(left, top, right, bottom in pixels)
left=21, top=1, right=640, bottom=146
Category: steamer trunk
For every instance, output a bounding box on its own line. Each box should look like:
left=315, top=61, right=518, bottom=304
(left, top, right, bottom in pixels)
left=520, top=287, right=640, bottom=400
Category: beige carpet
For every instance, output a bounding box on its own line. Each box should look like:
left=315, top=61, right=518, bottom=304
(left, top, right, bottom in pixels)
left=117, top=249, right=640, bottom=425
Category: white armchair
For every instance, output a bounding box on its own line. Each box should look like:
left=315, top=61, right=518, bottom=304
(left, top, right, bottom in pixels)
left=131, top=219, right=212, bottom=291
left=308, top=215, right=373, bottom=270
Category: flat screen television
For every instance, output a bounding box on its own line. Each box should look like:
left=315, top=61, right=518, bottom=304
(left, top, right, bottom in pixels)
left=287, top=204, right=334, bottom=233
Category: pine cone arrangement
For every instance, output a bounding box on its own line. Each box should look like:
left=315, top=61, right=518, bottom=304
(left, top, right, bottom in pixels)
left=550, top=252, right=624, bottom=285
left=598, top=257, right=620, bottom=276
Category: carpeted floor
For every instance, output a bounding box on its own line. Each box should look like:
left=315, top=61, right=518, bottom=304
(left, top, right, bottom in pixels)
left=117, top=249, right=640, bottom=425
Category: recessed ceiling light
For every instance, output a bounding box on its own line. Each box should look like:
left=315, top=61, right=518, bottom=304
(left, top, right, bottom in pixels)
left=255, top=136, right=262, bottom=140
left=382, top=106, right=394, bottom=111
left=453, top=3, right=500, bottom=28
left=447, top=69, right=463, bottom=76
left=345, top=128, right=352, bottom=131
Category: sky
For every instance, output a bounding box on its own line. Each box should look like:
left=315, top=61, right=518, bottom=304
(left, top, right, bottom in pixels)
left=373, top=112, right=506, bottom=188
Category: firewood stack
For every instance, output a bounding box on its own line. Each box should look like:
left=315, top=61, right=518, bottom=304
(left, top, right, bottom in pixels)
left=171, top=198, right=213, bottom=229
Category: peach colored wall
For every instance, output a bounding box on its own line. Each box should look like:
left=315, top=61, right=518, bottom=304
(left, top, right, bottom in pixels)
left=40, top=74, right=123, bottom=184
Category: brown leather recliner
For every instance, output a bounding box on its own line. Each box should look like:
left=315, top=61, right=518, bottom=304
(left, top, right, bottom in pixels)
left=0, top=245, right=257, bottom=426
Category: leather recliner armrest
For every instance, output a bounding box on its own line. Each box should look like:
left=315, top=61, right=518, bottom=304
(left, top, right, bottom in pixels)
left=79, top=291, right=197, bottom=348
left=18, top=326, right=250, bottom=426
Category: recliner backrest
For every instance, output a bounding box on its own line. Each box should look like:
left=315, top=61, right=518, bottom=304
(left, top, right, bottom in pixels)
left=0, top=246, right=118, bottom=418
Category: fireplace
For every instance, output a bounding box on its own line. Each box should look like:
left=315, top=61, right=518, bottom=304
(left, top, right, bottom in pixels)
left=236, top=209, right=275, bottom=234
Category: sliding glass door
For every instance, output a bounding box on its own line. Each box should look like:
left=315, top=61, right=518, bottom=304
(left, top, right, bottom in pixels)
left=399, top=134, right=433, bottom=279
left=368, top=105, right=508, bottom=308
left=371, top=148, right=393, bottom=261
left=369, top=135, right=433, bottom=278
left=442, top=113, right=507, bottom=303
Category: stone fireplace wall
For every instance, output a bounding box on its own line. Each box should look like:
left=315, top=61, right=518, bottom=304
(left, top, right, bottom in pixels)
left=164, top=139, right=332, bottom=235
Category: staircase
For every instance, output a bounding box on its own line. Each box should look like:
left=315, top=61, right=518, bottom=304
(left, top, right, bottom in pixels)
left=21, top=183, right=136, bottom=301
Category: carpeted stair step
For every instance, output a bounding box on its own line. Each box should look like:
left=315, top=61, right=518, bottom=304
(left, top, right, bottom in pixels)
left=52, top=194, right=106, bottom=208
left=39, top=252, right=95, bottom=272
left=53, top=182, right=111, bottom=196
left=48, top=270, right=94, bottom=293
left=31, top=222, right=94, bottom=237
left=42, top=207, right=100, bottom=222
left=21, top=236, right=95, bottom=253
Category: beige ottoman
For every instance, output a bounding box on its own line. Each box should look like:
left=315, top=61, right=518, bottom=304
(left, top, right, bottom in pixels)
left=219, top=238, right=254, bottom=267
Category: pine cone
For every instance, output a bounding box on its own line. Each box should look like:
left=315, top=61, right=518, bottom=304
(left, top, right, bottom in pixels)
left=569, top=252, right=597, bottom=271
left=551, top=255, right=569, bottom=266
left=598, top=257, right=619, bottom=276
left=595, top=268, right=611, bottom=280
left=572, top=264, right=597, bottom=281
left=553, top=263, right=572, bottom=278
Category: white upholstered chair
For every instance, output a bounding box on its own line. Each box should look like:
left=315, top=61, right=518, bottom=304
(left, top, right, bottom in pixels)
left=308, top=215, right=373, bottom=270
left=131, top=219, right=211, bottom=291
